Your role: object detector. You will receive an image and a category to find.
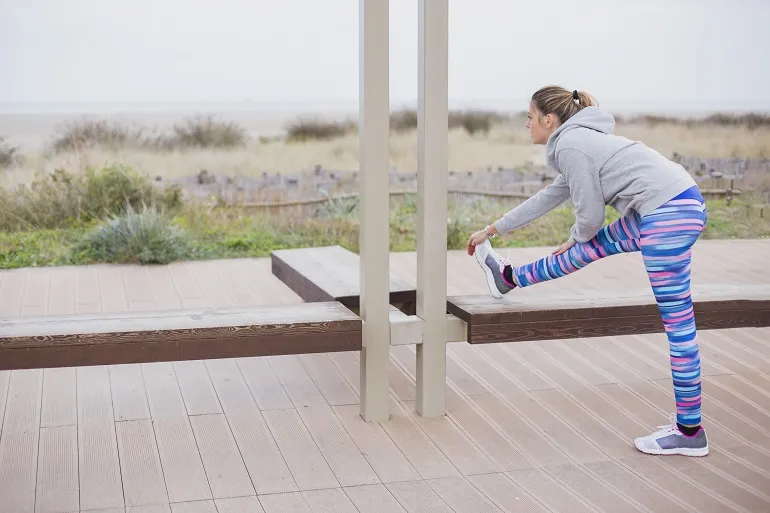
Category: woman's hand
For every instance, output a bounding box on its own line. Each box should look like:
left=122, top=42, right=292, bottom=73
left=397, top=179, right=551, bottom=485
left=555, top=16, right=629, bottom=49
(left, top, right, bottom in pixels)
left=466, top=229, right=489, bottom=256
left=552, top=238, right=577, bottom=256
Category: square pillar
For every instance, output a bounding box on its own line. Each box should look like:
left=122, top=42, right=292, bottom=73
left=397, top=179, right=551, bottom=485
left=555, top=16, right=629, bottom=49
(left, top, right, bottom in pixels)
left=359, top=0, right=391, bottom=422
left=415, top=0, right=449, bottom=417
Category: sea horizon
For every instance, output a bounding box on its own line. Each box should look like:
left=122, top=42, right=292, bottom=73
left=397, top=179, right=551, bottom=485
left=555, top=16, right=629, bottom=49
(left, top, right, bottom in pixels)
left=3, top=98, right=770, bottom=116
left=2, top=98, right=769, bottom=152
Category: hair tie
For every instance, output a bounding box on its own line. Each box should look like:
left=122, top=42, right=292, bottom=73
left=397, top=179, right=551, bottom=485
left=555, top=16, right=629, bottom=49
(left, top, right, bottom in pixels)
left=572, top=90, right=579, bottom=101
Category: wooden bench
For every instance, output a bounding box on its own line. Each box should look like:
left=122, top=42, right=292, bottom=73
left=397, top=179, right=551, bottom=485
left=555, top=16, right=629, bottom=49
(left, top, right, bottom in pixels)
left=271, top=245, right=415, bottom=310
left=0, top=302, right=361, bottom=371
left=447, top=285, right=770, bottom=344
left=271, top=245, right=769, bottom=345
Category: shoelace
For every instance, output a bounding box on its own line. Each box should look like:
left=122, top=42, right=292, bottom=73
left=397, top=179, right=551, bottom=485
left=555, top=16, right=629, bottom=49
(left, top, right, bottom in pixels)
left=656, top=413, right=679, bottom=431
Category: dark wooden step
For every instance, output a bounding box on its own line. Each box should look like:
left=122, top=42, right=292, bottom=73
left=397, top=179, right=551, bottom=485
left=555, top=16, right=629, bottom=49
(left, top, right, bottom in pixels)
left=0, top=302, right=361, bottom=370
left=271, top=245, right=415, bottom=308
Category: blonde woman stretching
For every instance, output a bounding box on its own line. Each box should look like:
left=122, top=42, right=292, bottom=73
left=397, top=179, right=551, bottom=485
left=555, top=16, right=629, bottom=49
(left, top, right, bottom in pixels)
left=468, top=86, right=709, bottom=457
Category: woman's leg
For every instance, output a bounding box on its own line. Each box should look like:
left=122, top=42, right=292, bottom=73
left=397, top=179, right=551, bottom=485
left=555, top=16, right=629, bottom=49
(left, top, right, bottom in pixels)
left=474, top=213, right=643, bottom=298
left=639, top=194, right=707, bottom=428
left=634, top=187, right=709, bottom=456
left=509, top=213, right=642, bottom=287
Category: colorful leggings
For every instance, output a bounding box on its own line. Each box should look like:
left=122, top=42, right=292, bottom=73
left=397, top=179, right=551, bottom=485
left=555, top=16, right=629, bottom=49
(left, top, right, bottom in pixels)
left=510, top=186, right=708, bottom=426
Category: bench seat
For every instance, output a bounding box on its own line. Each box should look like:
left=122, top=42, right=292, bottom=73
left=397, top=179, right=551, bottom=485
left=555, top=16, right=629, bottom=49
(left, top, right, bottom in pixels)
left=0, top=301, right=361, bottom=370
left=271, top=245, right=415, bottom=308
left=447, top=285, right=770, bottom=344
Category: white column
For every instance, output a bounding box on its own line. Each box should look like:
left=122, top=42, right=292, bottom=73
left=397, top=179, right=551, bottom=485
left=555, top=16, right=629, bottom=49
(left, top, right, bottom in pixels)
left=359, top=0, right=391, bottom=422
left=415, top=0, right=449, bottom=417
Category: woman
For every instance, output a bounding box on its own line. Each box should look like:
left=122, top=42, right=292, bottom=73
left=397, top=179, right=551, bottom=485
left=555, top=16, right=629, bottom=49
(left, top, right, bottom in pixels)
left=467, top=85, right=709, bottom=457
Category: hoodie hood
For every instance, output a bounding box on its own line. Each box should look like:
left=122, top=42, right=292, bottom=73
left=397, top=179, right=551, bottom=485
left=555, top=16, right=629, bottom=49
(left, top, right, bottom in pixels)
left=545, top=106, right=616, bottom=171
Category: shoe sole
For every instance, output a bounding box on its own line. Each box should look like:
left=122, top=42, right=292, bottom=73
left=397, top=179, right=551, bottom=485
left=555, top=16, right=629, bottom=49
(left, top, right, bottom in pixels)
left=634, top=441, right=709, bottom=457
left=475, top=248, right=503, bottom=299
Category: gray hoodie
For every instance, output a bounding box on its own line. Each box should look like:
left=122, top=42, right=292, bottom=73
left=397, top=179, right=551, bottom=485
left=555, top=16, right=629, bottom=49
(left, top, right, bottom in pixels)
left=493, top=106, right=696, bottom=243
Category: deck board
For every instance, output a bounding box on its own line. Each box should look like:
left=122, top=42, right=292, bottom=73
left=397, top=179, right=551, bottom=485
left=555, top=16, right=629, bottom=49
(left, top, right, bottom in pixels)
left=0, top=240, right=768, bottom=512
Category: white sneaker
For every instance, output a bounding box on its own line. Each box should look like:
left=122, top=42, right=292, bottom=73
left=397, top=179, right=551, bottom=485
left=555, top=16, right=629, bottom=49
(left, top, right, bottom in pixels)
left=634, top=413, right=709, bottom=457
left=474, top=240, right=516, bottom=298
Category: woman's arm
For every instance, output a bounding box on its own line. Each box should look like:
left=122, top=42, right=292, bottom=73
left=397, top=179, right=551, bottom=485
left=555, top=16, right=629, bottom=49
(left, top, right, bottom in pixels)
left=492, top=174, right=571, bottom=235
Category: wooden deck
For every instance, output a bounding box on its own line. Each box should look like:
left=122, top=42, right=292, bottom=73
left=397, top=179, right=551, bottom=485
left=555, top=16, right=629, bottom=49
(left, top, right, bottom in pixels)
left=0, top=240, right=769, bottom=513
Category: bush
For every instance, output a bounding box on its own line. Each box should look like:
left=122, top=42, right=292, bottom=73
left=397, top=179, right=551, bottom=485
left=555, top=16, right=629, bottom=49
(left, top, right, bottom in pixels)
left=80, top=164, right=182, bottom=218
left=47, top=116, right=249, bottom=153
left=49, top=118, right=145, bottom=153
left=702, top=113, right=770, bottom=130
left=283, top=109, right=512, bottom=141
left=390, top=109, right=510, bottom=135
left=285, top=118, right=356, bottom=142
left=0, top=137, right=19, bottom=168
left=0, top=165, right=183, bottom=231
left=449, top=110, right=509, bottom=135
left=71, top=205, right=195, bottom=264
left=626, top=112, right=770, bottom=130
left=154, top=115, right=248, bottom=150
left=390, top=109, right=419, bottom=132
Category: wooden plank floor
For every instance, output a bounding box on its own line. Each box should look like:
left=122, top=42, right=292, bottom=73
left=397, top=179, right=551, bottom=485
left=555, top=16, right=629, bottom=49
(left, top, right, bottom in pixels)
left=1, top=241, right=769, bottom=513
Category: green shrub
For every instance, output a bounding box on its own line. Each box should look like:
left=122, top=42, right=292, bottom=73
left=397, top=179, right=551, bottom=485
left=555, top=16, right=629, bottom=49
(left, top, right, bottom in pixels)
left=0, top=165, right=182, bottom=231
left=71, top=205, right=195, bottom=264
left=80, top=164, right=182, bottom=217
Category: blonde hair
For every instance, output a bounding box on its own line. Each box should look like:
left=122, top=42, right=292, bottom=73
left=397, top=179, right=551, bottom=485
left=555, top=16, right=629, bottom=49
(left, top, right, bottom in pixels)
left=531, top=86, right=598, bottom=123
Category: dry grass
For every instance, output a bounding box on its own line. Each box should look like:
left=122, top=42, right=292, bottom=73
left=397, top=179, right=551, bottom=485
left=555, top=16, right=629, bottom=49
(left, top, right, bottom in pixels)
left=3, top=115, right=769, bottom=189
left=45, top=115, right=248, bottom=155
left=615, top=123, right=770, bottom=160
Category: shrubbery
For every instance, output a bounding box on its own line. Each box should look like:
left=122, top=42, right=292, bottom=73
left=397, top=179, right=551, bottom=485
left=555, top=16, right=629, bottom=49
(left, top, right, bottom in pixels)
left=0, top=164, right=182, bottom=231
left=71, top=204, right=195, bottom=264
left=49, top=115, right=248, bottom=153
left=283, top=109, right=514, bottom=141
left=285, top=118, right=357, bottom=142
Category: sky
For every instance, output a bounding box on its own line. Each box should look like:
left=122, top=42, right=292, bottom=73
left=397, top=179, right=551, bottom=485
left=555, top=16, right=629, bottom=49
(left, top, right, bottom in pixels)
left=1, top=0, right=768, bottom=113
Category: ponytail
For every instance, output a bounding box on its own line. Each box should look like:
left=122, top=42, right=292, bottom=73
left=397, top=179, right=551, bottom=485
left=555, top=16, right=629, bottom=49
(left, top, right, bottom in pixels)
left=532, top=86, right=598, bottom=123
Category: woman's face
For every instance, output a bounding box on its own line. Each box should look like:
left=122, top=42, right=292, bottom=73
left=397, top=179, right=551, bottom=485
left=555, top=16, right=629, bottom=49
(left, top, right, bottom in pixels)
left=525, top=101, right=557, bottom=145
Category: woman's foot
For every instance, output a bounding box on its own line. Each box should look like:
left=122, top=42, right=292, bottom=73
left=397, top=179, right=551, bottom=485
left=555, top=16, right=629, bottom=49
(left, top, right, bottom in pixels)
left=634, top=413, right=709, bottom=457
left=474, top=240, right=516, bottom=298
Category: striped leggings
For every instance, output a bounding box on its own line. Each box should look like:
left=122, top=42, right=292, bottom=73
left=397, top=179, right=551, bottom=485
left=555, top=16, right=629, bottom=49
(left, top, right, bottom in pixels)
left=511, top=186, right=708, bottom=426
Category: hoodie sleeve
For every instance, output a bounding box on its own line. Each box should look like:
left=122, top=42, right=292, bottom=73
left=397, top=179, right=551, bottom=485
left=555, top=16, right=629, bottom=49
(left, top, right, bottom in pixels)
left=492, top=174, right=570, bottom=235
left=558, top=148, right=606, bottom=243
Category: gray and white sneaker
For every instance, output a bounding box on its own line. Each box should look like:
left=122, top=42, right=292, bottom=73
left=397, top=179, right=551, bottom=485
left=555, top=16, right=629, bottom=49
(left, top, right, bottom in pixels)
left=474, top=240, right=515, bottom=298
left=634, top=414, right=709, bottom=457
